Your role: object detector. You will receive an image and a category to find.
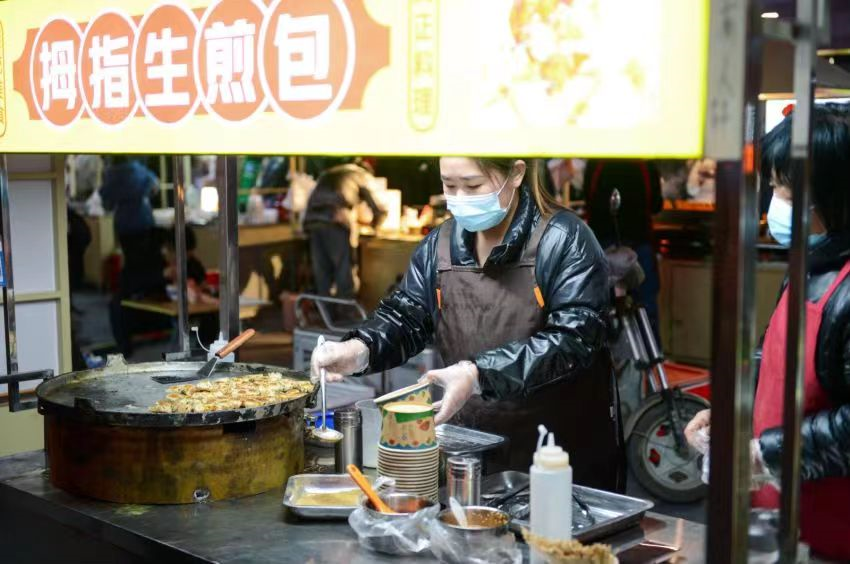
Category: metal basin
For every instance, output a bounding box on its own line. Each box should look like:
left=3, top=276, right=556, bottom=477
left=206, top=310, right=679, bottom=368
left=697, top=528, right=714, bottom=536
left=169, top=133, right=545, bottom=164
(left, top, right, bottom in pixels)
left=358, top=493, right=437, bottom=555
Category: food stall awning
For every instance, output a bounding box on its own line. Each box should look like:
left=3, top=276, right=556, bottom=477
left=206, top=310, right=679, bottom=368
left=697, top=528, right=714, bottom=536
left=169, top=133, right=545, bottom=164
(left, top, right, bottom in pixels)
left=0, top=0, right=708, bottom=158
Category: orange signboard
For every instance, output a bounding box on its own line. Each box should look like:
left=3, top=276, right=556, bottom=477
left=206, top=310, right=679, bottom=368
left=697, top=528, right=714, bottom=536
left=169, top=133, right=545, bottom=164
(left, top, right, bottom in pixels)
left=0, top=0, right=709, bottom=157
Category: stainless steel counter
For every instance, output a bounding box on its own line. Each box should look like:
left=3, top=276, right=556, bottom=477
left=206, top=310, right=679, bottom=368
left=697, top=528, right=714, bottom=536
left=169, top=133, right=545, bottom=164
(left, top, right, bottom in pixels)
left=0, top=450, right=707, bottom=563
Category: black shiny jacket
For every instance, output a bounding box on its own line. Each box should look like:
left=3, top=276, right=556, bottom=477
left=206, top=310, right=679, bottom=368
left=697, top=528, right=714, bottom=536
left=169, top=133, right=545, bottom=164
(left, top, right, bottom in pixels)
left=346, top=188, right=610, bottom=400
left=759, top=233, right=850, bottom=480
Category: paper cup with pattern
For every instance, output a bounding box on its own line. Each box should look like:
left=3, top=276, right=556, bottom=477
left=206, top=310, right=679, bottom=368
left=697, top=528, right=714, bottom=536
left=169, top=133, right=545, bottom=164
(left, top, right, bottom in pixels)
left=374, top=381, right=432, bottom=408
left=379, top=401, right=437, bottom=450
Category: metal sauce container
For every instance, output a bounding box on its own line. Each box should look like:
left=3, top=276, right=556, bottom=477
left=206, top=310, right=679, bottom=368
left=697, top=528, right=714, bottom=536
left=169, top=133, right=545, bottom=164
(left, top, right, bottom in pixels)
left=334, top=408, right=362, bottom=472
left=446, top=456, right=481, bottom=506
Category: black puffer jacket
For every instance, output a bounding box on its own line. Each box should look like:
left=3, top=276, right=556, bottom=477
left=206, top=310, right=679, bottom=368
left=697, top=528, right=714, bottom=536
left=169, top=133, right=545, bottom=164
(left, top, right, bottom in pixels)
left=302, top=165, right=385, bottom=231
left=346, top=188, right=610, bottom=400
left=759, top=232, right=850, bottom=480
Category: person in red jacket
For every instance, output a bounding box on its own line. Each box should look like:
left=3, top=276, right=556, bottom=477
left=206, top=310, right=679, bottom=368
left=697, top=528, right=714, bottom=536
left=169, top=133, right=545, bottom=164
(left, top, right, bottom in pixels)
left=686, top=103, right=850, bottom=561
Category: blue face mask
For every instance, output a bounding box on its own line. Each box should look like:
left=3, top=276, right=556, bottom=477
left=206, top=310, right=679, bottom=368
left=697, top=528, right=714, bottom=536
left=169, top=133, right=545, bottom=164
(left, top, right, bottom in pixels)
left=767, top=196, right=827, bottom=247
left=445, top=174, right=516, bottom=232
left=809, top=232, right=828, bottom=247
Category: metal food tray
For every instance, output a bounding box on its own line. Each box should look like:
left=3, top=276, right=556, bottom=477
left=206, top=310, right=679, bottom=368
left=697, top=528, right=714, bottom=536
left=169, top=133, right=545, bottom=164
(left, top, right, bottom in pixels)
left=435, top=424, right=506, bottom=455
left=283, top=474, right=363, bottom=520
left=479, top=471, right=654, bottom=543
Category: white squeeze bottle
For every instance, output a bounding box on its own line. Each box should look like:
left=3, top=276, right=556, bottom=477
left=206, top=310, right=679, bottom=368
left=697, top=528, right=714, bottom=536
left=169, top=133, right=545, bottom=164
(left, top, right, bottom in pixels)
left=530, top=425, right=572, bottom=545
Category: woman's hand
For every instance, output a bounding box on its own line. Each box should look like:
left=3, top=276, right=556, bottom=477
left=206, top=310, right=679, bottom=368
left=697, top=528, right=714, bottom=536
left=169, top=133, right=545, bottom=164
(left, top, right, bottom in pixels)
left=685, top=409, right=711, bottom=454
left=310, top=339, right=369, bottom=384
left=749, top=439, right=776, bottom=490
left=419, top=361, right=481, bottom=425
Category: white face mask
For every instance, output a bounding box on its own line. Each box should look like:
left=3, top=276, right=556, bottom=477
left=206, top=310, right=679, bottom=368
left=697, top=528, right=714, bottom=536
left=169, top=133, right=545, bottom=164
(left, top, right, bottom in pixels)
left=767, top=196, right=793, bottom=247
left=767, top=196, right=828, bottom=247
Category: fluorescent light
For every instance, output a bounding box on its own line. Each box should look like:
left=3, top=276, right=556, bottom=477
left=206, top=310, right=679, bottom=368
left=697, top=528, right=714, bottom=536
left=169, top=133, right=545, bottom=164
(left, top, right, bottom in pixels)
left=761, top=11, right=780, bottom=19
left=200, top=186, right=219, bottom=213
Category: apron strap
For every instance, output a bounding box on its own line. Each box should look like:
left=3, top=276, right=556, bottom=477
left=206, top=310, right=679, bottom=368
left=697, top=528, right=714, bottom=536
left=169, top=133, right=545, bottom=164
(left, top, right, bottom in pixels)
left=519, top=214, right=554, bottom=266
left=436, top=219, right=454, bottom=272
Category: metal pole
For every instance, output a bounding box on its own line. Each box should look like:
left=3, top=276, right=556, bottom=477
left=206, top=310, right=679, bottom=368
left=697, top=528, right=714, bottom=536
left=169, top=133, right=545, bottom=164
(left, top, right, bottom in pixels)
left=158, top=155, right=168, bottom=209
left=173, top=156, right=190, bottom=355
left=704, top=1, right=763, bottom=561
left=217, top=156, right=240, bottom=343
left=0, top=155, right=19, bottom=410
left=778, top=0, right=817, bottom=560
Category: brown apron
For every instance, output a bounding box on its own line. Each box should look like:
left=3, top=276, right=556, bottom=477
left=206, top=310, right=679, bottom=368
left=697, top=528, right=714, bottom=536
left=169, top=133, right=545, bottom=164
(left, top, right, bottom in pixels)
left=435, top=218, right=624, bottom=491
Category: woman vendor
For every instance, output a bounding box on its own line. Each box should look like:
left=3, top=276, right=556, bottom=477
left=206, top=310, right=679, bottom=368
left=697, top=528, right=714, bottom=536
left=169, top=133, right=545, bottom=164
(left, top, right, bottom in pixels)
left=311, top=157, right=623, bottom=491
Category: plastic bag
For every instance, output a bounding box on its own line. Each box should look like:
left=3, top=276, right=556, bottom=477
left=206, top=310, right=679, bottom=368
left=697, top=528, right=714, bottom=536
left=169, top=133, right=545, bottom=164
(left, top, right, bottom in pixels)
left=348, top=502, right=439, bottom=556
left=427, top=519, right=522, bottom=564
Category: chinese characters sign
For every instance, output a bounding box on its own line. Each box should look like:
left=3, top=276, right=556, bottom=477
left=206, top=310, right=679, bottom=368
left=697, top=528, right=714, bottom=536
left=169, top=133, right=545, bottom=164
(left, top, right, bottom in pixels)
left=21, top=0, right=362, bottom=127
left=0, top=0, right=709, bottom=158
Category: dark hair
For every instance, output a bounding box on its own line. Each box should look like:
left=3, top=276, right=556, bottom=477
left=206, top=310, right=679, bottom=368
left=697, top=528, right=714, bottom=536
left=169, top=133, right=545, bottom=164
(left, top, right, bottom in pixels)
left=472, top=158, right=560, bottom=217
left=165, top=226, right=197, bottom=252
left=761, top=103, right=850, bottom=232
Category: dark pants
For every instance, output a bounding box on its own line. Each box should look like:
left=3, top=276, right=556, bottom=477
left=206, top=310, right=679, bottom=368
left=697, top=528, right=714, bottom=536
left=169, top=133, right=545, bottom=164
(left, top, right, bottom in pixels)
left=309, top=225, right=354, bottom=298
left=110, top=229, right=167, bottom=356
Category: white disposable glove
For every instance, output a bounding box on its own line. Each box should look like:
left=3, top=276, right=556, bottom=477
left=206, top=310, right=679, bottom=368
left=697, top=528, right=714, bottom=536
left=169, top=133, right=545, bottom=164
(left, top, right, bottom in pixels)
left=310, top=338, right=369, bottom=384
left=684, top=409, right=711, bottom=452
left=684, top=409, right=711, bottom=483
left=684, top=409, right=777, bottom=490
left=419, top=361, right=481, bottom=425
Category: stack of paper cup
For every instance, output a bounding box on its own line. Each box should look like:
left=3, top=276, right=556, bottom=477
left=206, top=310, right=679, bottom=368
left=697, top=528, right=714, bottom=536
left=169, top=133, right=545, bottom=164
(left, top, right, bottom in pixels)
left=377, top=401, right=439, bottom=501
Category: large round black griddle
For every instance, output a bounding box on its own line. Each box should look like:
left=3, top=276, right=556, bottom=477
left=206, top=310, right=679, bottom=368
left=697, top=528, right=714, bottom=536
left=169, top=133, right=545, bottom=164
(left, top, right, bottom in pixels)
left=36, top=355, right=316, bottom=427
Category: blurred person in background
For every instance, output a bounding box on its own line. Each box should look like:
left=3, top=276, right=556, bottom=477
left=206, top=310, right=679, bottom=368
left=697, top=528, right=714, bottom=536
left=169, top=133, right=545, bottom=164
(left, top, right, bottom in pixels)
left=162, top=226, right=218, bottom=345
left=303, top=163, right=386, bottom=298
left=684, top=159, right=717, bottom=202
left=100, top=156, right=166, bottom=356
left=162, top=225, right=207, bottom=290
left=585, top=159, right=663, bottom=338
left=66, top=154, right=103, bottom=201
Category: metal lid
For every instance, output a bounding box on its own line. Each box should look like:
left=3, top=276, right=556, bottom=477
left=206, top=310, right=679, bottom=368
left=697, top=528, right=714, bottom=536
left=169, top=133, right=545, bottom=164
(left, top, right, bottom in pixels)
left=333, top=407, right=361, bottom=426
left=436, top=424, right=506, bottom=455
left=447, top=456, right=481, bottom=476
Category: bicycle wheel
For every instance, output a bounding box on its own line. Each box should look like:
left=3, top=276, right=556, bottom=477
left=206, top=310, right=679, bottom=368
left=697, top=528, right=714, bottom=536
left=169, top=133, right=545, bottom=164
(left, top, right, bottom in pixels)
left=627, top=393, right=708, bottom=503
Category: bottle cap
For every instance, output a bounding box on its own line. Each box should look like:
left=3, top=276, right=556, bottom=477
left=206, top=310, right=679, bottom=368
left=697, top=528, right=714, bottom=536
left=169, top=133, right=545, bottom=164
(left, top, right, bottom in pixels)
left=533, top=433, right=570, bottom=469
